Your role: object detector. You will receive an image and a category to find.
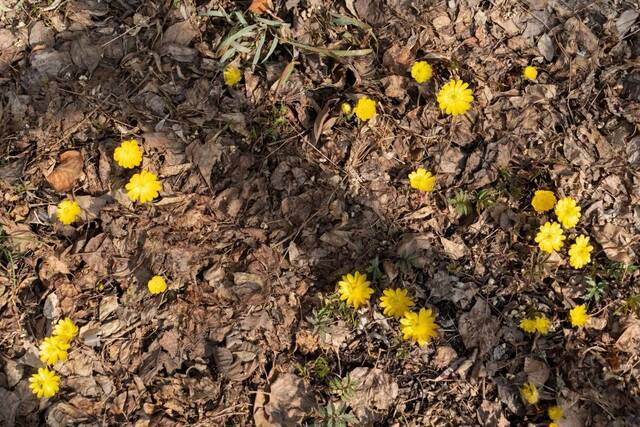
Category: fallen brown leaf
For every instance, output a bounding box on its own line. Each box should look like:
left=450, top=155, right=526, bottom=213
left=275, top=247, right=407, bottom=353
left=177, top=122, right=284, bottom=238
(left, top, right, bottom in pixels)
left=458, top=299, right=501, bottom=356
left=254, top=374, right=316, bottom=427
left=46, top=150, right=84, bottom=192
left=249, top=0, right=272, bottom=15
left=346, top=367, right=398, bottom=424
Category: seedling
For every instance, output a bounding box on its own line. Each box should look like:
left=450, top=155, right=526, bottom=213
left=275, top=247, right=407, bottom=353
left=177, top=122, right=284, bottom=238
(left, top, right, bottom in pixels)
left=616, top=294, right=640, bottom=316
left=327, top=374, right=358, bottom=400
left=584, top=276, right=607, bottom=304
left=366, top=256, right=383, bottom=283
left=318, top=402, right=357, bottom=427
left=449, top=190, right=473, bottom=217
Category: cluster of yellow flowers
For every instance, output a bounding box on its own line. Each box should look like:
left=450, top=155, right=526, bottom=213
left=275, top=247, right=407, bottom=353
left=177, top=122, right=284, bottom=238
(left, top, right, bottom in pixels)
left=547, top=405, right=565, bottom=426
left=520, top=303, right=590, bottom=335
left=113, top=139, right=163, bottom=204
left=54, top=139, right=162, bottom=226
left=55, top=140, right=169, bottom=297
left=29, top=318, right=79, bottom=399
left=520, top=382, right=566, bottom=426
left=225, top=60, right=537, bottom=122
left=337, top=59, right=482, bottom=124
left=531, top=191, right=593, bottom=269
left=520, top=191, right=593, bottom=333
left=337, top=271, right=438, bottom=347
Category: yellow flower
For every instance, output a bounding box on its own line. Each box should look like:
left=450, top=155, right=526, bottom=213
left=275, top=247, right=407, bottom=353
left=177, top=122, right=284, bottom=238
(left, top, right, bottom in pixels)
left=548, top=405, right=564, bottom=421
left=549, top=424, right=559, bottom=427
left=340, top=102, right=352, bottom=115
left=29, top=368, right=60, bottom=398
left=520, top=315, right=551, bottom=335
left=408, top=167, right=436, bottom=192
left=555, top=197, right=581, bottom=229
left=52, top=318, right=78, bottom=343
left=353, top=96, right=377, bottom=121
left=223, top=65, right=242, bottom=86
left=569, top=235, right=593, bottom=268
left=379, top=288, right=415, bottom=318
left=531, top=190, right=556, bottom=213
left=125, top=170, right=162, bottom=203
left=535, top=315, right=552, bottom=334
left=411, top=61, right=433, bottom=84
left=535, top=222, right=565, bottom=253
left=569, top=304, right=589, bottom=328
left=39, top=336, right=70, bottom=365
left=521, top=382, right=539, bottom=404
left=113, top=139, right=143, bottom=169
left=519, top=318, right=538, bottom=334
left=56, top=200, right=81, bottom=225
left=437, top=79, right=474, bottom=116
left=338, top=271, right=374, bottom=309
left=148, top=275, right=168, bottom=295
left=400, top=308, right=438, bottom=347
left=523, top=65, right=538, bottom=80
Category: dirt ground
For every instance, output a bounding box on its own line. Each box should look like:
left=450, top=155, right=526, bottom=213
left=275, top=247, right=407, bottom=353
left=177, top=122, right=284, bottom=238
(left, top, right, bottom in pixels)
left=1, top=0, right=640, bottom=425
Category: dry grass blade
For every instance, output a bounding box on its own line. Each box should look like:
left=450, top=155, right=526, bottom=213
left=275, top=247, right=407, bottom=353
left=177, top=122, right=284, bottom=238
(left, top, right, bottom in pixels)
left=285, top=40, right=372, bottom=58
left=253, top=31, right=266, bottom=70
left=216, top=24, right=257, bottom=57
left=261, top=36, right=279, bottom=63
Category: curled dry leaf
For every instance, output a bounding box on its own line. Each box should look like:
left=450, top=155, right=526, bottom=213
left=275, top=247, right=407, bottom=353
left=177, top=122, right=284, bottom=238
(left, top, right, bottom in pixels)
left=346, top=367, right=398, bottom=424
left=254, top=373, right=316, bottom=427
left=249, top=0, right=272, bottom=15
left=46, top=150, right=84, bottom=192
left=615, top=320, right=640, bottom=353
left=524, top=357, right=549, bottom=386
left=458, top=299, right=500, bottom=356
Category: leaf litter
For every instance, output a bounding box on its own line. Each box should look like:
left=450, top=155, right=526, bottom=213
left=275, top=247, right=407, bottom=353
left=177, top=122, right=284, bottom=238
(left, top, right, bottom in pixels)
left=0, top=0, right=639, bottom=425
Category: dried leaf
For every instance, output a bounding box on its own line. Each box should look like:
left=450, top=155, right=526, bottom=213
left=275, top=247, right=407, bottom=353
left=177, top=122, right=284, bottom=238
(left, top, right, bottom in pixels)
left=537, top=33, right=554, bottom=61
left=0, top=388, right=20, bottom=427
left=254, top=374, right=316, bottom=426
left=440, top=236, right=469, bottom=260
left=318, top=321, right=350, bottom=351
left=477, top=400, right=510, bottom=427
left=593, top=224, right=637, bottom=265
left=615, top=320, right=640, bottom=353
left=46, top=150, right=84, bottom=192
left=311, top=101, right=337, bottom=145
left=70, top=36, right=101, bottom=72
left=458, top=299, right=500, bottom=356
left=214, top=342, right=259, bottom=382
left=346, top=367, right=398, bottom=424
left=616, top=10, right=639, bottom=37
left=433, top=346, right=458, bottom=370
left=249, top=0, right=272, bottom=15
left=162, top=21, right=198, bottom=46
left=524, top=357, right=549, bottom=386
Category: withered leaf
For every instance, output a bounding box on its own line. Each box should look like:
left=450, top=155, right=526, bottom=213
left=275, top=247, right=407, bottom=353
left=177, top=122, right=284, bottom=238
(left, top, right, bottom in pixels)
left=524, top=357, right=549, bottom=386
left=458, top=299, right=500, bottom=356
left=616, top=10, right=639, bottom=37
left=255, top=374, right=316, bottom=426
left=46, top=150, right=84, bottom=192
left=347, top=367, right=398, bottom=415
left=162, top=21, right=198, bottom=46
left=249, top=0, right=272, bottom=15
left=594, top=224, right=637, bottom=265
left=537, top=33, right=554, bottom=61
left=615, top=321, right=640, bottom=353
